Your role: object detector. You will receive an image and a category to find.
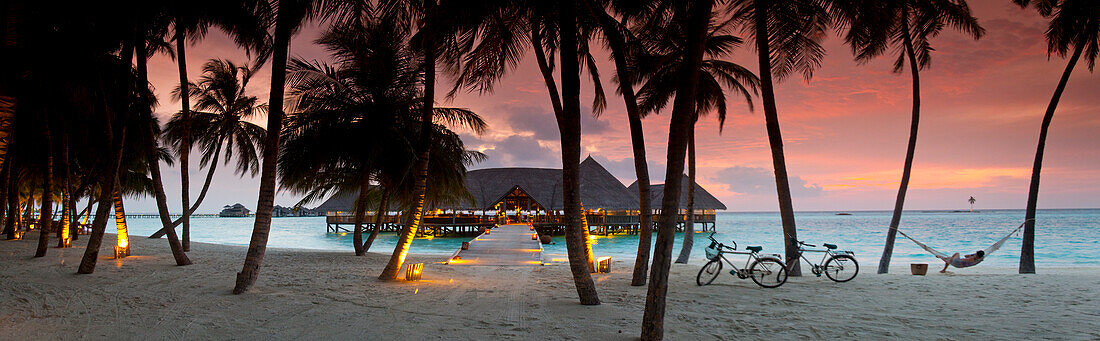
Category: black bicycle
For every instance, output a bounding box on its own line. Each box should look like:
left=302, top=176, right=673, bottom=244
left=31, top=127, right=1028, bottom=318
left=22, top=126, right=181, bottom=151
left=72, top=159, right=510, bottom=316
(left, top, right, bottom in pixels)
left=697, top=232, right=788, bottom=288
left=788, top=240, right=859, bottom=282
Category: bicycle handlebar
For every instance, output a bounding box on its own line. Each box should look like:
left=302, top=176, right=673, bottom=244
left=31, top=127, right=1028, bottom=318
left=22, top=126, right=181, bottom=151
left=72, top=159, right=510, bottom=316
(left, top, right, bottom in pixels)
left=797, top=240, right=816, bottom=247
left=708, top=232, right=737, bottom=250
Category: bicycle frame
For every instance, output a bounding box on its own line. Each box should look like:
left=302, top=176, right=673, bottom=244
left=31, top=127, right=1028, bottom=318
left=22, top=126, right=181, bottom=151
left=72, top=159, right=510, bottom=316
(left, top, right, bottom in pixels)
left=705, top=233, right=781, bottom=277
left=789, top=242, right=856, bottom=272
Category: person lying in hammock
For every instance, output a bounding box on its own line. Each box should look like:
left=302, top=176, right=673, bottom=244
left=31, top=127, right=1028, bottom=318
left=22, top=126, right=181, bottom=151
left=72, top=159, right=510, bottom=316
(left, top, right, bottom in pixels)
left=940, top=250, right=985, bottom=273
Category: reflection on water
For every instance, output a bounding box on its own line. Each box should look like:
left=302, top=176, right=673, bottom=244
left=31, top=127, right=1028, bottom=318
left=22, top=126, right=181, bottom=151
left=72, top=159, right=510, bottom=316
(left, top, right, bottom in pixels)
left=125, top=209, right=1100, bottom=268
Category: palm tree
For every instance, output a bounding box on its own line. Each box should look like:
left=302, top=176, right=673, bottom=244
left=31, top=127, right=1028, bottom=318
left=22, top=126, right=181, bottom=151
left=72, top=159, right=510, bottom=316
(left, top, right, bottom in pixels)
left=1014, top=0, right=1098, bottom=274
left=368, top=0, right=502, bottom=281
left=134, top=15, right=192, bottom=265
left=843, top=0, right=984, bottom=275
left=723, top=0, right=835, bottom=278
left=583, top=0, right=657, bottom=286
left=168, top=0, right=272, bottom=252
left=629, top=16, right=758, bottom=264
left=235, top=0, right=357, bottom=294
left=640, top=0, right=715, bottom=338
left=33, top=119, right=52, bottom=257
left=280, top=13, right=486, bottom=256
left=163, top=59, right=267, bottom=224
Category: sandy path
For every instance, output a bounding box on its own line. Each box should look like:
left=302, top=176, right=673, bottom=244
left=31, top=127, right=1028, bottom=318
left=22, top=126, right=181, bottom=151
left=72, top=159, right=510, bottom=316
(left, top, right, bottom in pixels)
left=1, top=235, right=1097, bottom=340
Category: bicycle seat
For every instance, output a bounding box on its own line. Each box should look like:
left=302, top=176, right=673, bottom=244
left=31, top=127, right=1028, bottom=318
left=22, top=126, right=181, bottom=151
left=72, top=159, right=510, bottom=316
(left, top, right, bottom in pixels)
left=823, top=243, right=837, bottom=250
left=746, top=246, right=763, bottom=253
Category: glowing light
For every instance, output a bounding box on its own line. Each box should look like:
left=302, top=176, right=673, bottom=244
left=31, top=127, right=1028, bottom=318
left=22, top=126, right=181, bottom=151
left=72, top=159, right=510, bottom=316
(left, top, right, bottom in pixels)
left=113, top=197, right=130, bottom=259
left=59, top=192, right=71, bottom=248
left=595, top=256, right=612, bottom=273
left=405, top=262, right=423, bottom=281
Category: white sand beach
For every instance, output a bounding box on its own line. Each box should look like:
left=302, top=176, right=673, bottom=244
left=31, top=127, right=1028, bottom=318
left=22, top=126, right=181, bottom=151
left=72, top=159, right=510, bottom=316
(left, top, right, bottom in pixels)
left=1, top=234, right=1098, bottom=340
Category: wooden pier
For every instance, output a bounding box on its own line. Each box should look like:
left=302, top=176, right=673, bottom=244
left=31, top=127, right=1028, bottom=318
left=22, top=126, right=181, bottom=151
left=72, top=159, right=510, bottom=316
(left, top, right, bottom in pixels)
left=447, top=224, right=542, bottom=266
left=325, top=212, right=495, bottom=236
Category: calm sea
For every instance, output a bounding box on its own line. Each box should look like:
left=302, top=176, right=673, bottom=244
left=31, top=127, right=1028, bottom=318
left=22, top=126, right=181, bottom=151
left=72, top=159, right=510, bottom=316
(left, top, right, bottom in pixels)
left=124, top=209, right=1100, bottom=268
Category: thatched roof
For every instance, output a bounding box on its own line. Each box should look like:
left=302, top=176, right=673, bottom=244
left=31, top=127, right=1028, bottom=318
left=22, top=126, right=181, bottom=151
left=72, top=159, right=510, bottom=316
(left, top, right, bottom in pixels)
left=463, top=156, right=639, bottom=210
left=314, top=156, right=641, bottom=212
left=314, top=190, right=358, bottom=213
left=628, top=176, right=727, bottom=210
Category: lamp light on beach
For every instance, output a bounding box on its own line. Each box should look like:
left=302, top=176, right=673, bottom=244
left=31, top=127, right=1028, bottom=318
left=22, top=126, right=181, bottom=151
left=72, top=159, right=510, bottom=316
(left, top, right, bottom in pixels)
left=405, top=263, right=423, bottom=281
left=115, top=237, right=130, bottom=259
left=532, top=233, right=538, bottom=240
left=13, top=229, right=24, bottom=240
left=595, top=256, right=612, bottom=273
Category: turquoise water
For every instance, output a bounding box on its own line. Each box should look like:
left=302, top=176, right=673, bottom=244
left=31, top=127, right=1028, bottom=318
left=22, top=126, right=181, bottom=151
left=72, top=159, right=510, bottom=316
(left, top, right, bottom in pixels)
left=124, top=209, right=1100, bottom=268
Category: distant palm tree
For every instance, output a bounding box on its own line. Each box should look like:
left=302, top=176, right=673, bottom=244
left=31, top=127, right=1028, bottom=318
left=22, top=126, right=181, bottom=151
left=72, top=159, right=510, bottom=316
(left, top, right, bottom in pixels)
left=163, top=58, right=267, bottom=226
left=969, top=196, right=976, bottom=212
left=631, top=15, right=759, bottom=265
left=1014, top=0, right=1098, bottom=274
left=842, top=0, right=984, bottom=275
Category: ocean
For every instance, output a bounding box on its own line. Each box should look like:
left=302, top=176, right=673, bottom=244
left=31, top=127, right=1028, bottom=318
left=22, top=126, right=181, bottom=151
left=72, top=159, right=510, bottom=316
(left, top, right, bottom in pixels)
left=123, top=209, right=1100, bottom=268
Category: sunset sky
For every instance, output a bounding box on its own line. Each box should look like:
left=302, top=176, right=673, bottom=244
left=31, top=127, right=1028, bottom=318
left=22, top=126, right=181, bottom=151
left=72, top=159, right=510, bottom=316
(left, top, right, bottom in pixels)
left=131, top=0, right=1100, bottom=213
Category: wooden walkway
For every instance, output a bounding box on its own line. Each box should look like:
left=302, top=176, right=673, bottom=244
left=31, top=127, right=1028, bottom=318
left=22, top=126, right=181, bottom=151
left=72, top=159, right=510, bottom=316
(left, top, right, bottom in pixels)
left=448, top=224, right=542, bottom=266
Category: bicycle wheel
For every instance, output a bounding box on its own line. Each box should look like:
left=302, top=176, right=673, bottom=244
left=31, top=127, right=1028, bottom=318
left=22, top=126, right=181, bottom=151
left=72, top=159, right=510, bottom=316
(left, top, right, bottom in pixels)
left=824, top=254, right=859, bottom=282
left=749, top=258, right=788, bottom=288
left=696, top=260, right=723, bottom=286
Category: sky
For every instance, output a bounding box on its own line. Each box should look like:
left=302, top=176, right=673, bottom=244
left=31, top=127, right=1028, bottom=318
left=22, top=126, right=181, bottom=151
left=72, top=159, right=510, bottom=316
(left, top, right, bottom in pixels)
left=131, top=0, right=1100, bottom=214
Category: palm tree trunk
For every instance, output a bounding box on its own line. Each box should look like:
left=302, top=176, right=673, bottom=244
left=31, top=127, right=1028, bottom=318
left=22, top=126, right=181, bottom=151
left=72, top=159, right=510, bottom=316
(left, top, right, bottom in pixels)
left=234, top=11, right=290, bottom=293
left=74, top=195, right=92, bottom=240
left=146, top=130, right=192, bottom=265
left=675, top=127, right=696, bottom=264
left=112, top=186, right=129, bottom=255
left=136, top=36, right=191, bottom=265
left=57, top=162, right=70, bottom=247
left=353, top=173, right=370, bottom=256
left=362, top=187, right=389, bottom=253
left=147, top=142, right=223, bottom=238
left=1020, top=43, right=1083, bottom=274
left=557, top=0, right=600, bottom=305
left=878, top=16, right=920, bottom=274
left=57, top=131, right=71, bottom=247
left=34, top=122, right=53, bottom=257
left=642, top=1, right=711, bottom=339
left=78, top=29, right=132, bottom=273
left=78, top=86, right=129, bottom=274
left=752, top=0, right=801, bottom=277
left=175, top=17, right=193, bottom=253
left=0, top=153, right=11, bottom=240
left=379, top=1, right=437, bottom=281
left=583, top=1, right=656, bottom=285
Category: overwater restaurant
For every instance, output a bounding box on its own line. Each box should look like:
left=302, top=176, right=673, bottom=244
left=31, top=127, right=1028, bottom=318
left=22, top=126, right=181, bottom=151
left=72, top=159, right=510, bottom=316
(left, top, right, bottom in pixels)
left=318, top=156, right=725, bottom=236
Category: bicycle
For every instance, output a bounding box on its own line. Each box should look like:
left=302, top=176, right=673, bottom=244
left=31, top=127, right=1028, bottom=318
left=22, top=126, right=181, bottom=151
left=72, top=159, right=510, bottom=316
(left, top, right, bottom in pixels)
left=697, top=232, right=788, bottom=288
left=788, top=240, right=859, bottom=282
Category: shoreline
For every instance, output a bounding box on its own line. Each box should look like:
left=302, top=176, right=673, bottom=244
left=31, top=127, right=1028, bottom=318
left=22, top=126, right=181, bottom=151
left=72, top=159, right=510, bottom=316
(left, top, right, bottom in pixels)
left=2, top=234, right=1098, bottom=339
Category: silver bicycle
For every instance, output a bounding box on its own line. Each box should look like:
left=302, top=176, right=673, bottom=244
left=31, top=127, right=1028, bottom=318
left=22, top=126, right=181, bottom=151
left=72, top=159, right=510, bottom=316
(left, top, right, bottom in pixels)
left=697, top=232, right=788, bottom=288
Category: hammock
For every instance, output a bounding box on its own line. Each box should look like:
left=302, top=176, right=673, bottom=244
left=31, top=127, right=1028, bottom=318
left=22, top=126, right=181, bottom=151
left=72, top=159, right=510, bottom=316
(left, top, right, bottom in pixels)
left=896, top=221, right=1027, bottom=268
